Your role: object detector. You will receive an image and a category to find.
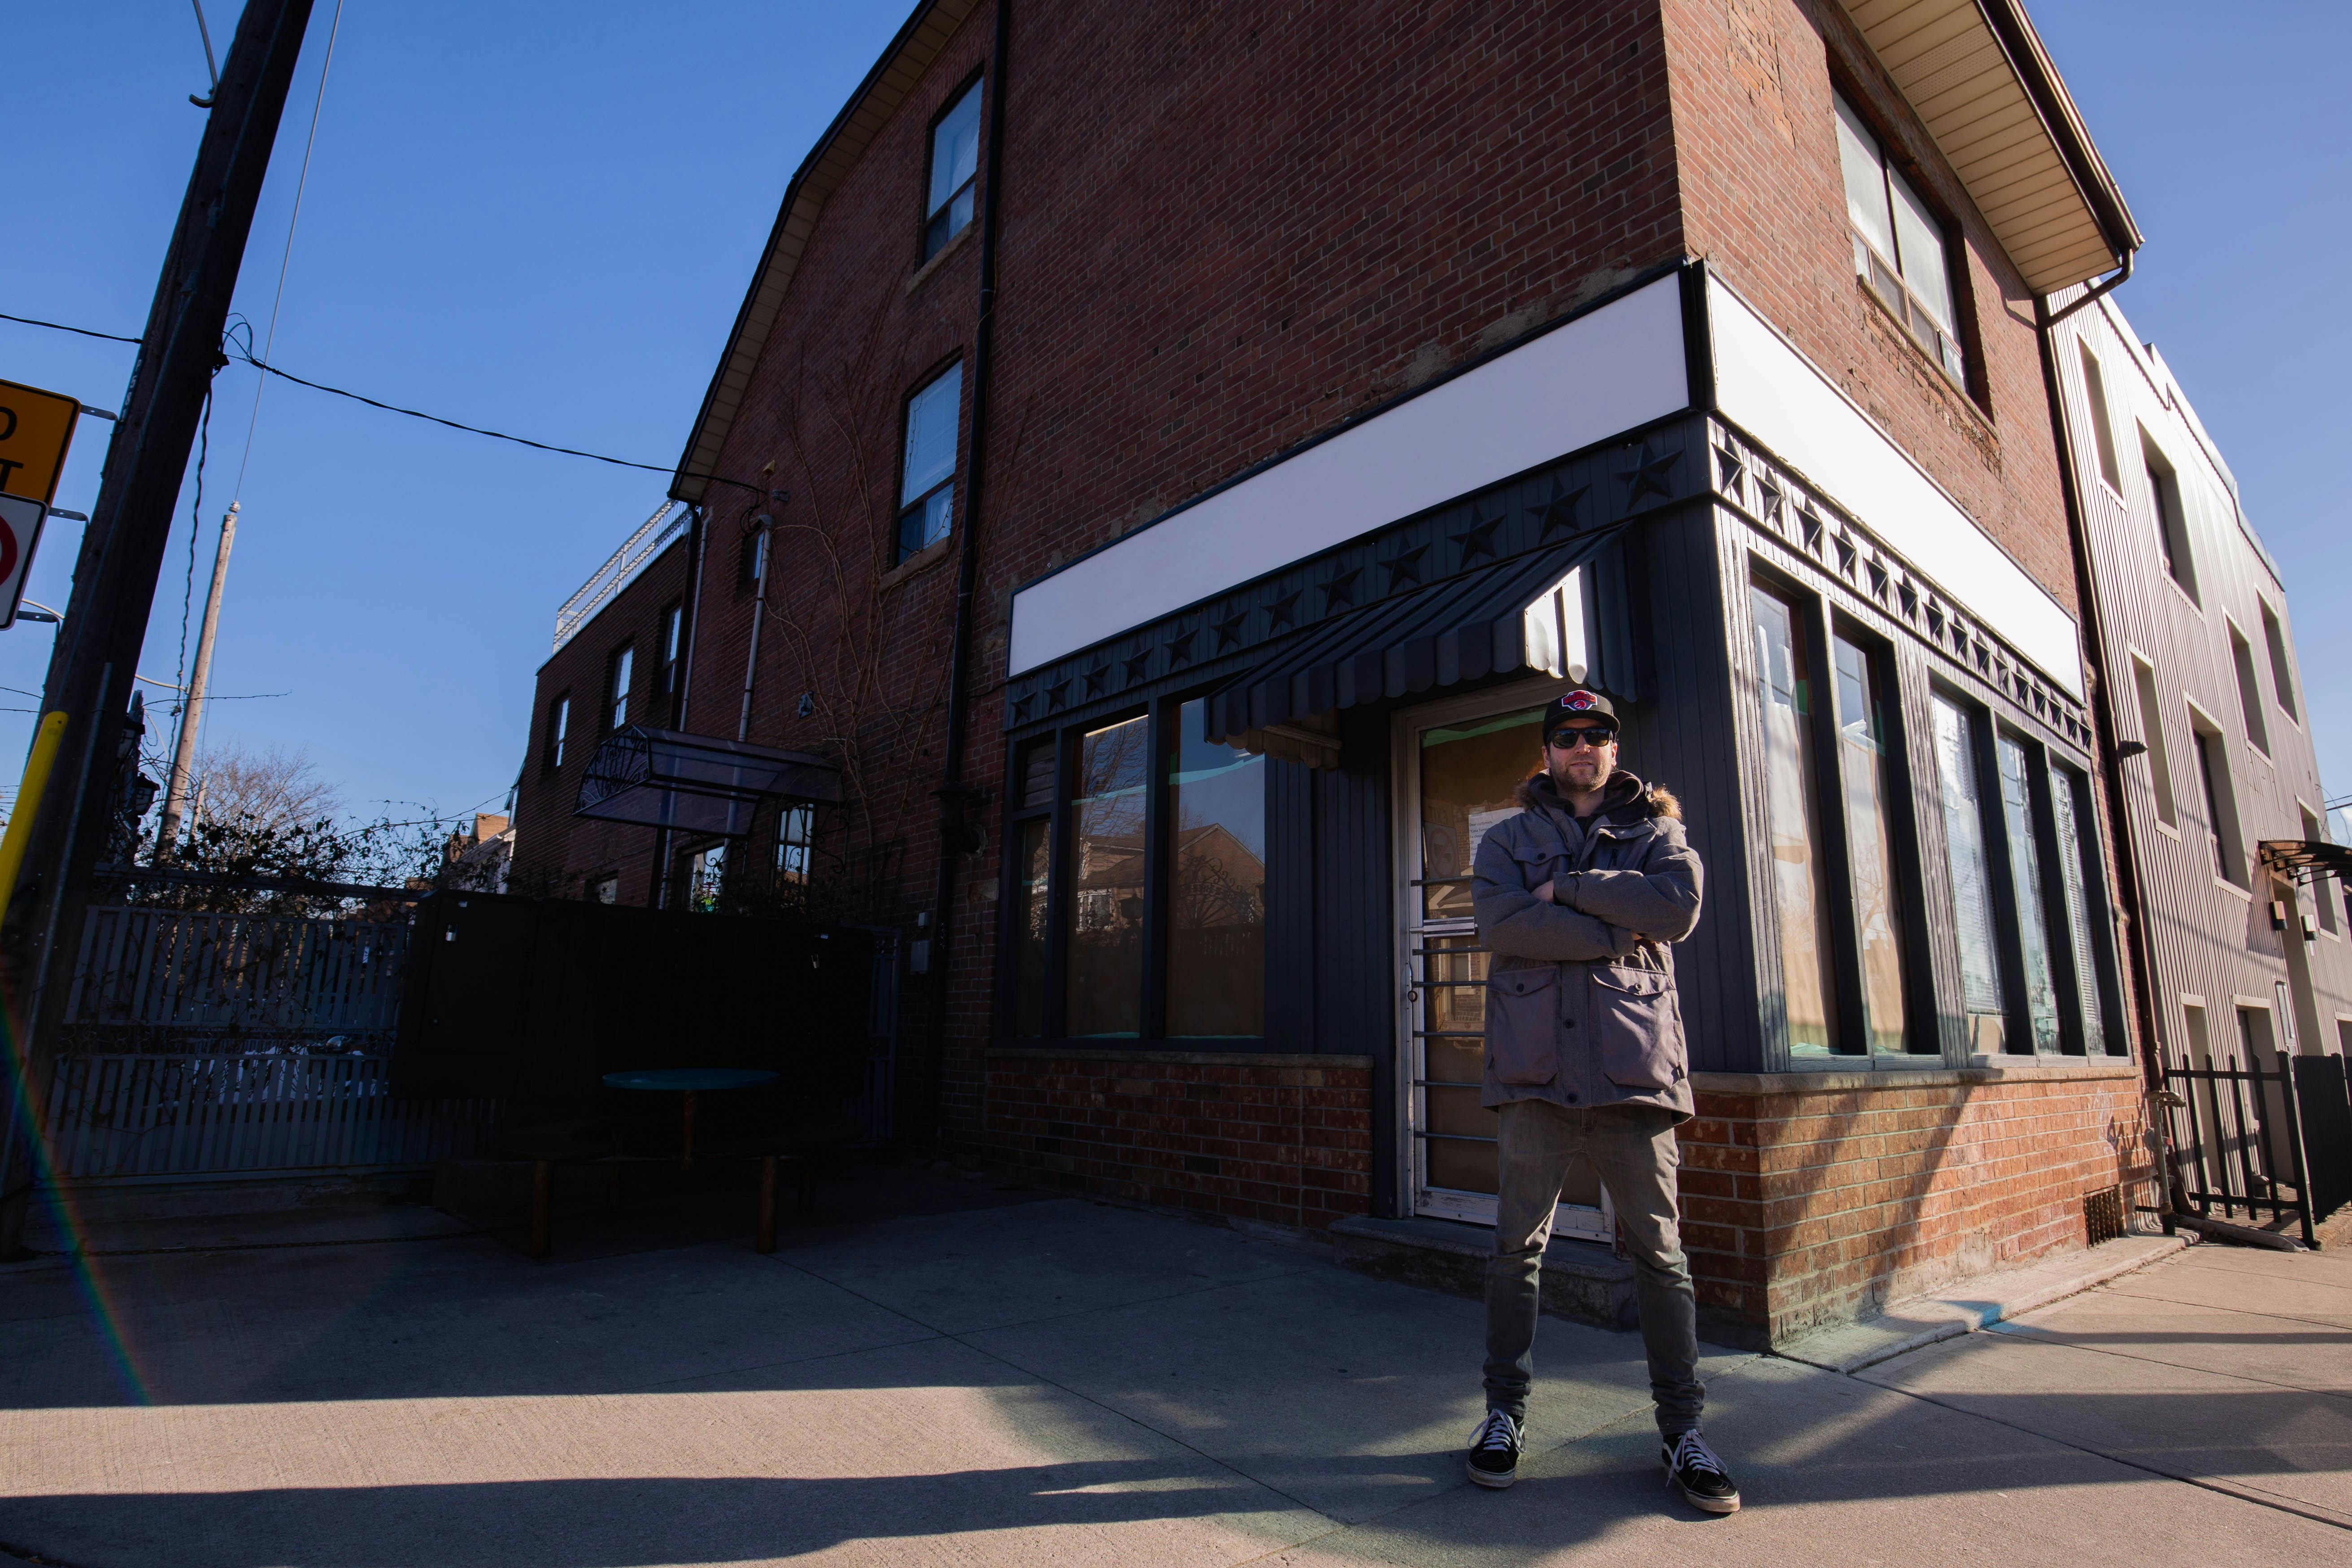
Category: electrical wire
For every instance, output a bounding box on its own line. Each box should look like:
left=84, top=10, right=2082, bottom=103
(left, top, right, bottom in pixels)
left=4, top=310, right=763, bottom=493
left=232, top=0, right=344, bottom=499
left=0, top=309, right=140, bottom=345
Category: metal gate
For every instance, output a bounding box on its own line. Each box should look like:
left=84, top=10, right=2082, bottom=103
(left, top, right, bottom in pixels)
left=40, top=1054, right=498, bottom=1180
left=2161, top=1049, right=2318, bottom=1248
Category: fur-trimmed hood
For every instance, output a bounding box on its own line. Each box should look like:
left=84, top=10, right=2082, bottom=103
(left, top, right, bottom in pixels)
left=1515, top=767, right=1681, bottom=823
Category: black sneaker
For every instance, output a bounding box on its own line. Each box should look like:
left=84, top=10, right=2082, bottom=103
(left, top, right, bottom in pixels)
left=1465, top=1409, right=1522, bottom=1489
left=1662, top=1428, right=1740, bottom=1513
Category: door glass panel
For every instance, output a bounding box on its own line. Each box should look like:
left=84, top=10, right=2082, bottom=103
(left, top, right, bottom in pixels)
left=1996, top=735, right=2061, bottom=1052
left=1932, top=696, right=2006, bottom=1052
left=1419, top=709, right=1545, bottom=921
left=1833, top=636, right=1910, bottom=1053
left=1751, top=586, right=1838, bottom=1055
left=1066, top=715, right=1147, bottom=1036
left=1408, top=710, right=1603, bottom=1227
left=1166, top=698, right=1266, bottom=1036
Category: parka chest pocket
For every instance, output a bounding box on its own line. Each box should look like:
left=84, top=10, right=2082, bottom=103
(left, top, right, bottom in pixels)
left=1485, top=967, right=1561, bottom=1086
left=1591, top=963, right=1684, bottom=1091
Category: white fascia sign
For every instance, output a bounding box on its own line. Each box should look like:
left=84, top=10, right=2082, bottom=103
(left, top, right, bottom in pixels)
left=1007, top=274, right=1690, bottom=677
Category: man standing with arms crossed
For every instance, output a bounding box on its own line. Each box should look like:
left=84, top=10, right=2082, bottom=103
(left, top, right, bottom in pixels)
left=1460, top=688, right=1738, bottom=1513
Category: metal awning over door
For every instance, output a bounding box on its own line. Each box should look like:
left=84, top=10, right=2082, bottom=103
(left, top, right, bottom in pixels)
left=1203, top=526, right=1625, bottom=761
left=574, top=726, right=841, bottom=838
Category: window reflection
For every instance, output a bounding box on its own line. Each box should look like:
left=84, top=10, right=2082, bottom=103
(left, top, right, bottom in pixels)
left=1833, top=636, right=1909, bottom=1053
left=1418, top=708, right=1546, bottom=923
left=1066, top=715, right=1147, bottom=1036
left=1167, top=699, right=1265, bottom=1037
left=1932, top=697, right=2008, bottom=1053
left=1997, top=735, right=2061, bottom=1052
left=2049, top=766, right=2106, bottom=1051
left=1752, top=585, right=1836, bottom=1055
left=1011, top=816, right=1050, bottom=1037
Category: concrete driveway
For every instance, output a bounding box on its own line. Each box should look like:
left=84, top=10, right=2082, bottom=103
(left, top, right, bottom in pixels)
left=2, top=1169, right=2345, bottom=1566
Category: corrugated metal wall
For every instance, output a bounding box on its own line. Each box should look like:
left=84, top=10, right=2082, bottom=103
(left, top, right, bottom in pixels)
left=2048, top=296, right=2352, bottom=1070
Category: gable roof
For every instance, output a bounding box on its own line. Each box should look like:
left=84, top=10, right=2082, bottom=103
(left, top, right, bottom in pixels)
left=1839, top=0, right=2140, bottom=294
left=671, top=0, right=986, bottom=506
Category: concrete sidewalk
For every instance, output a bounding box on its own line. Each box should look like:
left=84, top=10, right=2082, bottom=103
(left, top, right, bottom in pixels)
left=2, top=1170, right=2345, bottom=1566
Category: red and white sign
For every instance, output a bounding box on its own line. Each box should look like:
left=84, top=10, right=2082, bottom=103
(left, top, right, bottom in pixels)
left=0, top=492, right=47, bottom=631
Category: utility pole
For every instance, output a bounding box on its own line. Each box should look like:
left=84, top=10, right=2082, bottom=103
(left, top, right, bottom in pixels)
left=153, top=502, right=238, bottom=862
left=0, top=0, right=315, bottom=1254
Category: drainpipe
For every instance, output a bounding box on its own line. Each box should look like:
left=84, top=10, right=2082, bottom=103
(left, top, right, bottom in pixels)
left=650, top=502, right=709, bottom=908
left=2033, top=282, right=2184, bottom=1217
left=924, top=0, right=1013, bottom=1148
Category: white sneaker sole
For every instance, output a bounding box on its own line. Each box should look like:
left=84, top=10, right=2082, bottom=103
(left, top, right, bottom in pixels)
left=1466, top=1458, right=1518, bottom=1489
left=1665, top=1467, right=1740, bottom=1514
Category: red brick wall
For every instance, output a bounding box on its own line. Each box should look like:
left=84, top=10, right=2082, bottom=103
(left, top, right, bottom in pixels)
left=1678, top=1066, right=2158, bottom=1343
left=984, top=1052, right=1374, bottom=1229
left=509, top=537, right=691, bottom=906
left=1658, top=0, right=2077, bottom=606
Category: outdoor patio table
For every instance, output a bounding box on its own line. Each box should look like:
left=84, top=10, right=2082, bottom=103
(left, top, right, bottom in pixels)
left=601, top=1067, right=779, bottom=1170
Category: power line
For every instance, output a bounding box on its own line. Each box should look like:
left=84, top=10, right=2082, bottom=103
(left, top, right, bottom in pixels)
left=6, top=308, right=763, bottom=493
left=233, top=0, right=344, bottom=498
left=0, top=310, right=141, bottom=345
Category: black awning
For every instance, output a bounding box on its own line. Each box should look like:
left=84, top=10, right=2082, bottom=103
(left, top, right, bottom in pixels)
left=575, top=726, right=841, bottom=838
left=1203, top=526, right=1625, bottom=751
left=2260, top=840, right=2352, bottom=882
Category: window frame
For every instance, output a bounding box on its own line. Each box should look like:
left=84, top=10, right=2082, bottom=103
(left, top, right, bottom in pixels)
left=2129, top=653, right=2179, bottom=830
left=2140, top=427, right=2199, bottom=606
left=996, top=690, right=1273, bottom=1050
left=658, top=600, right=684, bottom=709
left=2078, top=343, right=2123, bottom=493
left=893, top=360, right=966, bottom=566
left=605, top=641, right=635, bottom=734
left=2225, top=617, right=2270, bottom=758
left=2260, top=602, right=2299, bottom=724
left=1746, top=564, right=1939, bottom=1064
left=543, top=692, right=571, bottom=773
left=1832, top=87, right=1969, bottom=389
left=920, top=72, right=985, bottom=264
left=2186, top=702, right=2248, bottom=889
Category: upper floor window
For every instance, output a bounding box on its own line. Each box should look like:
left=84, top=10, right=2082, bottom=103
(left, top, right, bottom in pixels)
left=924, top=79, right=983, bottom=261
left=544, top=693, right=571, bottom=772
left=2260, top=602, right=2298, bottom=722
left=1834, top=91, right=1964, bottom=383
left=896, top=362, right=964, bottom=563
left=2141, top=429, right=2198, bottom=603
left=606, top=643, right=634, bottom=732
left=658, top=601, right=684, bottom=703
left=2078, top=344, right=2122, bottom=491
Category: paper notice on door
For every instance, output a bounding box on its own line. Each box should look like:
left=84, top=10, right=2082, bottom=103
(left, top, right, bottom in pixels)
left=1465, top=806, right=1517, bottom=873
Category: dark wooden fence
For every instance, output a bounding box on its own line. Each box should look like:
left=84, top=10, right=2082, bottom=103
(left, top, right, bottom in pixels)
left=2293, top=1053, right=2352, bottom=1222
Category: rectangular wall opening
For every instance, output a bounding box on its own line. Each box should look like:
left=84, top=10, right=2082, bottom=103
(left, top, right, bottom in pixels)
left=2228, top=621, right=2270, bottom=756
left=2141, top=429, right=2198, bottom=604
left=2078, top=343, right=2121, bottom=490
left=2187, top=706, right=2246, bottom=887
left=2131, top=656, right=2177, bottom=828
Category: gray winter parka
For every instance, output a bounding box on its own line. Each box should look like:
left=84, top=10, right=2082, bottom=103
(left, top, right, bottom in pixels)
left=1469, top=768, right=1704, bottom=1120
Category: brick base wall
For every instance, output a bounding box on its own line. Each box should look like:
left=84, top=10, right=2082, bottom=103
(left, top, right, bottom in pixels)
left=1679, top=1063, right=2159, bottom=1346
left=982, top=1050, right=1374, bottom=1230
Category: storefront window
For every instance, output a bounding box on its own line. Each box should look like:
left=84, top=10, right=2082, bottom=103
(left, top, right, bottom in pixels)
left=1996, top=734, right=2062, bottom=1052
left=1751, top=584, right=1836, bottom=1055
left=1931, top=697, right=2007, bottom=1052
left=1011, top=816, right=1050, bottom=1037
left=1418, top=707, right=1547, bottom=923
left=1166, top=698, right=1266, bottom=1037
left=1833, top=635, right=1911, bottom=1053
left=2049, top=765, right=2108, bottom=1052
left=1065, top=715, right=1148, bottom=1036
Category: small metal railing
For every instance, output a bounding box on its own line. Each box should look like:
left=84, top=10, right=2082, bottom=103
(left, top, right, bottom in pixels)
left=2161, top=1049, right=2317, bottom=1249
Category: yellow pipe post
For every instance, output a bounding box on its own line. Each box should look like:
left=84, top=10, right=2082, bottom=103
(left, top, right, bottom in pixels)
left=0, top=713, right=70, bottom=928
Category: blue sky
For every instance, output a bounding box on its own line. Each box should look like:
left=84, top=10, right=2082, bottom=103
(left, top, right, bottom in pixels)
left=3, top=2, right=2346, bottom=828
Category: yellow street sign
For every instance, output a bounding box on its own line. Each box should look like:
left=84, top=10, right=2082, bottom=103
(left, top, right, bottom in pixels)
left=0, top=378, right=82, bottom=506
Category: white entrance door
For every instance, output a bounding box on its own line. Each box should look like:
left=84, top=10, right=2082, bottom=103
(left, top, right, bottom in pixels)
left=1396, top=681, right=1612, bottom=1240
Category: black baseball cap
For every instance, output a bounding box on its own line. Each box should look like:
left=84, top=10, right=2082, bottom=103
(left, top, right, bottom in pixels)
left=1541, top=688, right=1620, bottom=742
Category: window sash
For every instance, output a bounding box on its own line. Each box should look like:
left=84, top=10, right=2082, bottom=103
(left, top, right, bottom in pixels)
left=1832, top=635, right=1912, bottom=1053
left=925, top=81, right=983, bottom=259
left=1833, top=91, right=1963, bottom=381
left=1932, top=696, right=2007, bottom=1052
left=1751, top=584, right=1838, bottom=1056
left=609, top=645, right=633, bottom=730
left=1996, top=733, right=2062, bottom=1053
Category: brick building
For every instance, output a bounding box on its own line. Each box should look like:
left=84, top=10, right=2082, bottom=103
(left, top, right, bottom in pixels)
left=503, top=0, right=2283, bottom=1345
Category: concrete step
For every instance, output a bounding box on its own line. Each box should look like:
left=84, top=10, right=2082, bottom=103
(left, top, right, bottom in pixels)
left=1328, top=1213, right=1638, bottom=1328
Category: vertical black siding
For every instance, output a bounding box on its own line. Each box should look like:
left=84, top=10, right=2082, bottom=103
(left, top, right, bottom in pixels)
left=1315, top=706, right=1394, bottom=1211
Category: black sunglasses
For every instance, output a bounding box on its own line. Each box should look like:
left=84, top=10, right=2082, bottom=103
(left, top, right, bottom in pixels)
left=1546, top=727, right=1617, bottom=750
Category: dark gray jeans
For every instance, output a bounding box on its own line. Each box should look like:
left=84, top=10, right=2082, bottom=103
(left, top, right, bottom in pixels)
left=1483, top=1099, right=1703, bottom=1436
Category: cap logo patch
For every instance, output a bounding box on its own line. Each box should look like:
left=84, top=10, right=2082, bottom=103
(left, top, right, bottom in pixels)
left=1561, top=690, right=1598, bottom=711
